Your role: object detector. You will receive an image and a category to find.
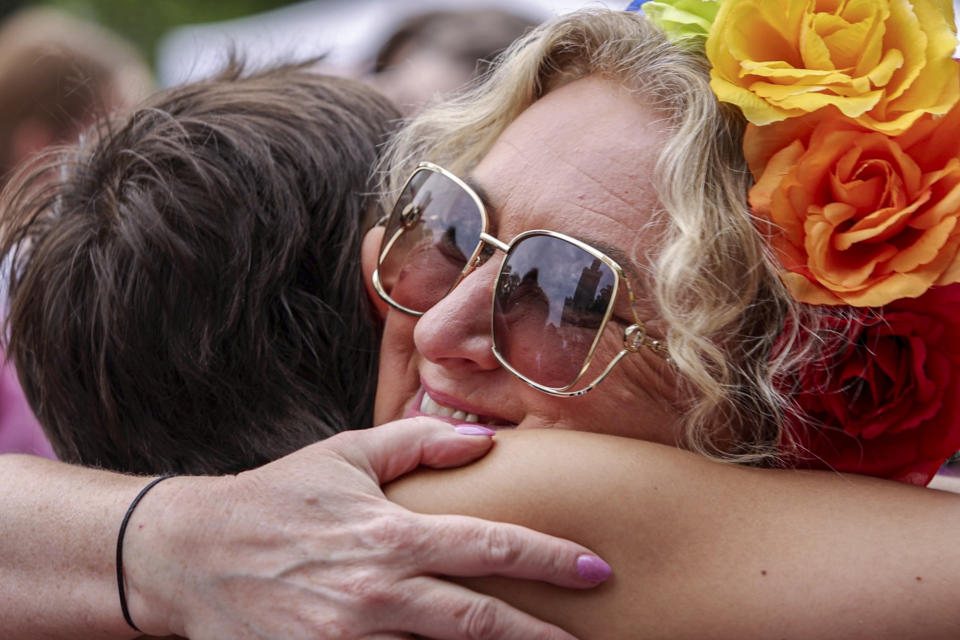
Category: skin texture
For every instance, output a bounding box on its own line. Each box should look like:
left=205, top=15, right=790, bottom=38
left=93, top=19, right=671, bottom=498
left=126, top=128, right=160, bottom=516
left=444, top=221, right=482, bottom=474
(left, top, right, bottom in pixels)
left=0, top=419, right=609, bottom=640
left=387, top=429, right=960, bottom=639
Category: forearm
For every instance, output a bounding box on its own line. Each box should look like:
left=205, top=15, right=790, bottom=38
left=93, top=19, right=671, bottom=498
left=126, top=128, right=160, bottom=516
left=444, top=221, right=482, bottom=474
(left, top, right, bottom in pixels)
left=387, top=430, right=960, bottom=639
left=1, top=420, right=609, bottom=640
left=0, top=454, right=150, bottom=639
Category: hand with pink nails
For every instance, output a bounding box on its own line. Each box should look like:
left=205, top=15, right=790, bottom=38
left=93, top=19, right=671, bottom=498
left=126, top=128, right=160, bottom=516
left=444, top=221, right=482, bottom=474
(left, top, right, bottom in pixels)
left=115, top=417, right=608, bottom=640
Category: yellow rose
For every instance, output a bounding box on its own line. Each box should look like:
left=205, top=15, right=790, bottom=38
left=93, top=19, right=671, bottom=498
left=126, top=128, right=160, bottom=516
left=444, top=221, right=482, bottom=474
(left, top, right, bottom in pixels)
left=707, top=0, right=959, bottom=135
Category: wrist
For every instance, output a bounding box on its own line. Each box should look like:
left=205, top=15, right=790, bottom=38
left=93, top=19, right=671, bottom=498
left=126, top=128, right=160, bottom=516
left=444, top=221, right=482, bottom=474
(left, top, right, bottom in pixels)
left=120, top=474, right=225, bottom=637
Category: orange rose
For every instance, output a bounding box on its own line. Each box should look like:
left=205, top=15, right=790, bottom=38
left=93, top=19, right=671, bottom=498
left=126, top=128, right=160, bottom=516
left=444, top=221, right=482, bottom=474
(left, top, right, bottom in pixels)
left=747, top=98, right=960, bottom=307
left=707, top=0, right=960, bottom=134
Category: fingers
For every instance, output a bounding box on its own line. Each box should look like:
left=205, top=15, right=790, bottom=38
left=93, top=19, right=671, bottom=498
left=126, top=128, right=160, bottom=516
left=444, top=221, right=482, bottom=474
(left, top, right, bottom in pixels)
left=412, top=514, right=611, bottom=589
left=396, top=576, right=580, bottom=640
left=326, top=418, right=496, bottom=484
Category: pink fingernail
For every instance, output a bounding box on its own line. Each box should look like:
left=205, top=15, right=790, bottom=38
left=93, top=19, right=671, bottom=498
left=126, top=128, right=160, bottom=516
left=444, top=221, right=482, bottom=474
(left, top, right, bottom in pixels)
left=455, top=425, right=496, bottom=436
left=576, top=554, right=612, bottom=582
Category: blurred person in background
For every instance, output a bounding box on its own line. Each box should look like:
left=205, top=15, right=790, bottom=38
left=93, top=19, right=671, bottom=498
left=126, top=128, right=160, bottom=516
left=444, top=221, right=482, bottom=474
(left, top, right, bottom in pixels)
left=0, top=6, right=152, bottom=457
left=367, top=8, right=538, bottom=115
left=0, top=7, right=153, bottom=187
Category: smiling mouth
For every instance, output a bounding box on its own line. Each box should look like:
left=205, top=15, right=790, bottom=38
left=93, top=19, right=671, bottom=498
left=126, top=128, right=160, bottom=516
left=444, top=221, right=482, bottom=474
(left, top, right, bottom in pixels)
left=418, top=391, right=516, bottom=428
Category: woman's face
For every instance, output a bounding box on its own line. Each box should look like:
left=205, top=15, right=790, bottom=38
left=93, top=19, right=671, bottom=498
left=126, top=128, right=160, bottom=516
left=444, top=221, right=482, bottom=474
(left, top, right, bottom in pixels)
left=372, top=76, right=683, bottom=442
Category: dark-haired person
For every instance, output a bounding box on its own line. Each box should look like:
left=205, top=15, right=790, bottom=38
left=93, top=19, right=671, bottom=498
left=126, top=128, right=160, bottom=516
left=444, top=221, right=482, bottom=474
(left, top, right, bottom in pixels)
left=0, top=64, right=609, bottom=639
left=2, top=62, right=391, bottom=474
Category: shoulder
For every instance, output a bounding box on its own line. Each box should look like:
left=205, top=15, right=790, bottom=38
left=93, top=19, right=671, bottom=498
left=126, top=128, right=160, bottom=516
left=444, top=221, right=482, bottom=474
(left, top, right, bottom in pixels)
left=386, top=429, right=750, bottom=540
left=385, top=429, right=960, bottom=639
left=387, top=428, right=716, bottom=533
left=385, top=430, right=750, bottom=637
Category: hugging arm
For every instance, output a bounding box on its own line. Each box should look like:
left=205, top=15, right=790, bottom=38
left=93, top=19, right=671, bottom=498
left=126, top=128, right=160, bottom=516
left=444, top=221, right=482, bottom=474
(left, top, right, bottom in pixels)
left=386, top=429, right=960, bottom=640
left=0, top=453, right=156, bottom=639
left=0, top=419, right=607, bottom=640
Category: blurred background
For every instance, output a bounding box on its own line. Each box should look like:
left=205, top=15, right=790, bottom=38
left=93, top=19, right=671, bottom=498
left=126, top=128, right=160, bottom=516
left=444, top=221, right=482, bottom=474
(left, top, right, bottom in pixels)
left=0, top=0, right=628, bottom=198
left=0, top=0, right=628, bottom=161
left=1, top=1, right=621, bottom=91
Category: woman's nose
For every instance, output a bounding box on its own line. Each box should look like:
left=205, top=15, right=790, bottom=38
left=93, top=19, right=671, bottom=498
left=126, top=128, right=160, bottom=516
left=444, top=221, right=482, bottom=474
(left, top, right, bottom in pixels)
left=413, top=259, right=501, bottom=372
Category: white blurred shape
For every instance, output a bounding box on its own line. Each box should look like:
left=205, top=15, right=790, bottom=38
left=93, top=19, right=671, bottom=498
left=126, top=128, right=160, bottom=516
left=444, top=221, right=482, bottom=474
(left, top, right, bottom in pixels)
left=157, top=0, right=619, bottom=87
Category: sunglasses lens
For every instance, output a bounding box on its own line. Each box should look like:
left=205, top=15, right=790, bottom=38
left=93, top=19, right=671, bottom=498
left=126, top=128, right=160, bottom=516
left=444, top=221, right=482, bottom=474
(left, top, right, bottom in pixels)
left=493, top=235, right=617, bottom=390
left=378, top=169, right=483, bottom=313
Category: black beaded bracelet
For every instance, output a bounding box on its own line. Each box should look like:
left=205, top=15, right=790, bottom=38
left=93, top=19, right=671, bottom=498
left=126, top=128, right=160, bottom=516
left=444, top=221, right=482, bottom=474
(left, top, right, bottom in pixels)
left=116, top=474, right=177, bottom=632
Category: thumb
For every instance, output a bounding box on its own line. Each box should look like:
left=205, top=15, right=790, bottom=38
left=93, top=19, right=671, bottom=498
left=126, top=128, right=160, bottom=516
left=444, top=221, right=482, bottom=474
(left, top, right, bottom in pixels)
left=326, top=417, right=496, bottom=484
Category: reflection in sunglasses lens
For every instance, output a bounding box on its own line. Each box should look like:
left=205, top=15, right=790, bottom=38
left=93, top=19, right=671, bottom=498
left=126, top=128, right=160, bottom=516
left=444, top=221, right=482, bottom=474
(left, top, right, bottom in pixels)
left=379, top=170, right=483, bottom=312
left=494, top=235, right=615, bottom=389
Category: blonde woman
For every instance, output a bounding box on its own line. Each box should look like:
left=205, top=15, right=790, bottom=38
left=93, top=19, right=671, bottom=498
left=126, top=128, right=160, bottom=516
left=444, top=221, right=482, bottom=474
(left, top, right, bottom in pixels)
left=368, top=8, right=960, bottom=638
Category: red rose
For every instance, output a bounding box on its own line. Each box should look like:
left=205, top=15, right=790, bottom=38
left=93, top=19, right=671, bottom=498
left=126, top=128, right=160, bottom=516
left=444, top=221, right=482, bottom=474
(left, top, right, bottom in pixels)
left=784, top=284, right=960, bottom=485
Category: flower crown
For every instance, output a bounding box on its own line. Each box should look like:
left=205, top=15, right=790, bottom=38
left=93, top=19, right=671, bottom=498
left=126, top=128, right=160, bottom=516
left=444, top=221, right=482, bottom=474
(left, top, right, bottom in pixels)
left=629, top=0, right=960, bottom=485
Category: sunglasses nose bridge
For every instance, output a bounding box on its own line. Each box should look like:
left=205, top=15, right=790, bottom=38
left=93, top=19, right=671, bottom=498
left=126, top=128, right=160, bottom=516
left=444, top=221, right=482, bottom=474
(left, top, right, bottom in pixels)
left=479, top=232, right=510, bottom=254
left=451, top=242, right=503, bottom=297
left=456, top=232, right=508, bottom=276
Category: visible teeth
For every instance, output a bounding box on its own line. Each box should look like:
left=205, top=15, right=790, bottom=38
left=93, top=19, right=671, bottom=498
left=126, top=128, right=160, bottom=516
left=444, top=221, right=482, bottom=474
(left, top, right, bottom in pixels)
left=420, top=393, right=446, bottom=416
left=419, top=392, right=486, bottom=425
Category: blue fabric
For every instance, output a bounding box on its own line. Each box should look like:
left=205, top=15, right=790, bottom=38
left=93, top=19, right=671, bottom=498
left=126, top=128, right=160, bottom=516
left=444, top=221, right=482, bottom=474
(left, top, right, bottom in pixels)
left=624, top=0, right=650, bottom=12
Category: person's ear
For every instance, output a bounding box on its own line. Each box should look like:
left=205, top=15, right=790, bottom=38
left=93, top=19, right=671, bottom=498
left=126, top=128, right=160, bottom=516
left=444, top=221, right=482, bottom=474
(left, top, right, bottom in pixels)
left=361, top=226, right=390, bottom=320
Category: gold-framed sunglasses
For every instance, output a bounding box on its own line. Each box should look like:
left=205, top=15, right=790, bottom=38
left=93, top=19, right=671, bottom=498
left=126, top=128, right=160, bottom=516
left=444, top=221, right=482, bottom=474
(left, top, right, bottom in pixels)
left=373, top=162, right=668, bottom=397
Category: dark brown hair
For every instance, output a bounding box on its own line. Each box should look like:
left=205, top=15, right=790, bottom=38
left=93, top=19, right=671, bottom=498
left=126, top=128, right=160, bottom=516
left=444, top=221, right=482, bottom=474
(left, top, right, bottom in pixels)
left=1, top=62, right=399, bottom=474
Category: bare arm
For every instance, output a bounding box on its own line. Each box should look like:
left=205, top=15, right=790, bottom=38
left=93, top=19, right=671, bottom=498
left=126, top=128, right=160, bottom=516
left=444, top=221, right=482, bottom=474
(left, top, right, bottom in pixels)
left=386, top=429, right=960, bottom=640
left=0, top=419, right=609, bottom=640
left=0, top=454, right=151, bottom=639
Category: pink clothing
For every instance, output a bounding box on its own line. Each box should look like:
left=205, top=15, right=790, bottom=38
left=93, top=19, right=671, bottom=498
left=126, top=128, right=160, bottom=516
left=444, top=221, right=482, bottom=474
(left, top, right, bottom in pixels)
left=0, top=355, right=54, bottom=458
